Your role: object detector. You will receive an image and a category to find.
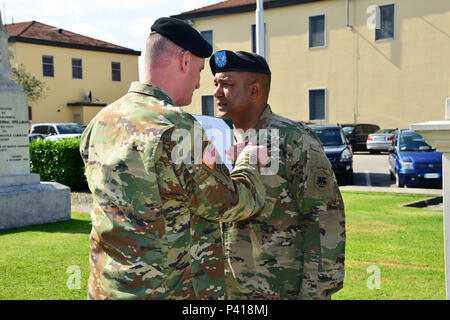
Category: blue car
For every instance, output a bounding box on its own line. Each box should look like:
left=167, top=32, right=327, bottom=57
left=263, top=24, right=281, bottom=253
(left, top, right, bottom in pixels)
left=310, top=125, right=353, bottom=185
left=388, top=129, right=442, bottom=188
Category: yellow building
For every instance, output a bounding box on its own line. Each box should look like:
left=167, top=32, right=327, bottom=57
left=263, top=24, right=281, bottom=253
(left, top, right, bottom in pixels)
left=6, top=21, right=140, bottom=126
left=173, top=0, right=450, bottom=129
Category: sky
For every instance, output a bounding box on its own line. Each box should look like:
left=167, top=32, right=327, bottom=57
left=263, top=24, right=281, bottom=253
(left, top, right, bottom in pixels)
left=0, top=0, right=222, bottom=80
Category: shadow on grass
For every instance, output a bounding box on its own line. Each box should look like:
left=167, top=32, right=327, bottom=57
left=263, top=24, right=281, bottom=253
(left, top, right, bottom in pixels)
left=0, top=217, right=92, bottom=236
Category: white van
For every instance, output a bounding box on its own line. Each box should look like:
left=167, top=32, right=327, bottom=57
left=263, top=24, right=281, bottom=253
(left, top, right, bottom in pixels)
left=30, top=123, right=83, bottom=141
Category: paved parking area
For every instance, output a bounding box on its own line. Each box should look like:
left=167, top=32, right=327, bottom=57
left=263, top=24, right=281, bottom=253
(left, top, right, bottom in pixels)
left=348, top=152, right=442, bottom=192
left=352, top=152, right=394, bottom=187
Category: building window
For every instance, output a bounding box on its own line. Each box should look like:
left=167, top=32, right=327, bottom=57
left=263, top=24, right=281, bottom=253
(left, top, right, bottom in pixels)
left=309, top=89, right=326, bottom=121
left=112, top=62, right=121, bottom=82
left=72, top=58, right=83, bottom=79
left=200, top=30, right=213, bottom=48
left=375, top=3, right=396, bottom=41
left=42, top=55, right=54, bottom=77
left=202, top=96, right=215, bottom=116
left=251, top=23, right=266, bottom=54
left=309, top=14, right=326, bottom=48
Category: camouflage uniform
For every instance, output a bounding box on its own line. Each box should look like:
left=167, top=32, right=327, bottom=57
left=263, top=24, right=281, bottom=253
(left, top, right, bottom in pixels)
left=80, top=82, right=266, bottom=300
left=222, top=105, right=345, bottom=300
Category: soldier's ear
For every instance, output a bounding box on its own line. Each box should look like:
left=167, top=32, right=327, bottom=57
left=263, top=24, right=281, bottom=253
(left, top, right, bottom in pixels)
left=249, top=82, right=260, bottom=100
left=180, top=50, right=191, bottom=74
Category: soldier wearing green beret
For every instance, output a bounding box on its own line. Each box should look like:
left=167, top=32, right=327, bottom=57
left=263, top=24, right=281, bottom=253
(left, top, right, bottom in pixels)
left=80, top=19, right=268, bottom=300
left=211, top=50, right=346, bottom=300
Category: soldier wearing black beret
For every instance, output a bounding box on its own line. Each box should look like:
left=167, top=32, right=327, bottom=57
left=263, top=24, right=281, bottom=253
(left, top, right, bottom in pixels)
left=211, top=50, right=346, bottom=300
left=80, top=20, right=269, bottom=300
left=151, top=17, right=212, bottom=59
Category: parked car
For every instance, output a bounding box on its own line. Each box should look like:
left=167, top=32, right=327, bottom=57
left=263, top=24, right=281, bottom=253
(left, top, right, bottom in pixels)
left=30, top=123, right=83, bottom=140
left=366, top=128, right=396, bottom=153
left=310, top=125, right=354, bottom=185
left=29, top=134, right=46, bottom=142
left=341, top=123, right=380, bottom=152
left=388, top=129, right=442, bottom=188
left=45, top=134, right=82, bottom=141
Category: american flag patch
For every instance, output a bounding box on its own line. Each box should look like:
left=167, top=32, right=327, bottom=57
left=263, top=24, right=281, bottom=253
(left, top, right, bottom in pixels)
left=202, top=141, right=217, bottom=169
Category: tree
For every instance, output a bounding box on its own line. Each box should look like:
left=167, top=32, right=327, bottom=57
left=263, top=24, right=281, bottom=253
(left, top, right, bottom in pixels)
left=11, top=64, right=48, bottom=103
left=9, top=48, right=48, bottom=102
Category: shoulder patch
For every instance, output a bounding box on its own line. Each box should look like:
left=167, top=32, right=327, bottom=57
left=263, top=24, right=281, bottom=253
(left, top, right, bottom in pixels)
left=202, top=141, right=217, bottom=169
left=313, top=169, right=330, bottom=191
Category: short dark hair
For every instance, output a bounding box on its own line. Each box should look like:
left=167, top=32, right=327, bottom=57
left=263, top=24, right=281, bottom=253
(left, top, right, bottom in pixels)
left=145, top=33, right=179, bottom=67
left=246, top=72, right=271, bottom=98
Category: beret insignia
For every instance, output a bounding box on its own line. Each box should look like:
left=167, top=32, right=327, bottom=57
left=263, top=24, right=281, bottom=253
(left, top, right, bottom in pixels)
left=214, top=51, right=227, bottom=68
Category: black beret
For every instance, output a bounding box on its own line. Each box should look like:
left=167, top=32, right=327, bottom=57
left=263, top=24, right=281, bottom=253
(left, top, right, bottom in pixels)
left=209, top=50, right=271, bottom=76
left=151, top=17, right=212, bottom=58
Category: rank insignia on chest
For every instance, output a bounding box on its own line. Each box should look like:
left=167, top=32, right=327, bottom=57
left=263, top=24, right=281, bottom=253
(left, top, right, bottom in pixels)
left=203, top=141, right=217, bottom=169
left=214, top=51, right=227, bottom=68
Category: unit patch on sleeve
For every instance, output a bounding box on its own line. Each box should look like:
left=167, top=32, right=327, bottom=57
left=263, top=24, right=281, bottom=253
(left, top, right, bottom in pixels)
left=313, top=168, right=330, bottom=191
left=202, top=141, right=217, bottom=169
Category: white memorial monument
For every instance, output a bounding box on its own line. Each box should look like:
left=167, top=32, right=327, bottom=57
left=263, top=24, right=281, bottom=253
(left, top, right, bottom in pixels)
left=411, top=98, right=450, bottom=300
left=0, top=13, right=70, bottom=230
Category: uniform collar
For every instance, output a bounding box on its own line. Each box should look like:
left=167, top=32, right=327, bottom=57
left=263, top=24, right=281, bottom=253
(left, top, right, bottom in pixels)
left=234, top=105, right=273, bottom=142
left=128, top=82, right=175, bottom=106
left=253, top=104, right=273, bottom=130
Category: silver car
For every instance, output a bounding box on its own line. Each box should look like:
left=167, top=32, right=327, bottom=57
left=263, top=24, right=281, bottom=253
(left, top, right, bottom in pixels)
left=366, top=128, right=396, bottom=153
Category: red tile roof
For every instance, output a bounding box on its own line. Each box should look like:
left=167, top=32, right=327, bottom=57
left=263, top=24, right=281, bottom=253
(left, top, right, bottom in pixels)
left=5, top=21, right=140, bottom=55
left=173, top=0, right=321, bottom=20
left=184, top=0, right=271, bottom=14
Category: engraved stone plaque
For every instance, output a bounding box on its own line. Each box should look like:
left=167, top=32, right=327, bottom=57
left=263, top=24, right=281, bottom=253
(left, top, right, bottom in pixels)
left=0, top=17, right=30, bottom=175
left=0, top=88, right=30, bottom=175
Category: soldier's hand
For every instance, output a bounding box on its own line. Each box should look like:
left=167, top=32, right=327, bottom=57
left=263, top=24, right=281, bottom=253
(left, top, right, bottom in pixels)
left=226, top=142, right=269, bottom=169
left=244, top=144, right=269, bottom=169
left=225, top=141, right=247, bottom=162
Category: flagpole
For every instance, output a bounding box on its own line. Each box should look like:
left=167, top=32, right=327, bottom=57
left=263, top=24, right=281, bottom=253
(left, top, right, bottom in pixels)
left=256, top=0, right=265, bottom=58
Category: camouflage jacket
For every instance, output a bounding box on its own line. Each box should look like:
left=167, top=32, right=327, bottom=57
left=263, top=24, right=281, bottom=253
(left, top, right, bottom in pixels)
left=222, top=105, right=345, bottom=300
left=80, top=82, right=266, bottom=300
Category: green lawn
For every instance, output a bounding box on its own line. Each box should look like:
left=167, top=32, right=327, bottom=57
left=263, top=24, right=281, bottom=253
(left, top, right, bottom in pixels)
left=0, top=212, right=91, bottom=300
left=334, top=192, right=445, bottom=300
left=0, top=192, right=445, bottom=300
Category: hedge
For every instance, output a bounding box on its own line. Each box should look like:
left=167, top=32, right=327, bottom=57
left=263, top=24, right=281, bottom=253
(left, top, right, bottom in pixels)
left=29, top=138, right=88, bottom=191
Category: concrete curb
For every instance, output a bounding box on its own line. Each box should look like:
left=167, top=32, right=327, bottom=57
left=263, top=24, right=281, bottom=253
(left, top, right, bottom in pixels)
left=339, top=185, right=443, bottom=196
left=402, top=196, right=443, bottom=208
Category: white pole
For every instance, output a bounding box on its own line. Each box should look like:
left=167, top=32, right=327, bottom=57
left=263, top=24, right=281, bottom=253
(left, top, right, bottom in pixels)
left=443, top=153, right=450, bottom=299
left=256, top=0, right=265, bottom=58
left=0, top=6, right=3, bottom=28
left=445, top=99, right=450, bottom=300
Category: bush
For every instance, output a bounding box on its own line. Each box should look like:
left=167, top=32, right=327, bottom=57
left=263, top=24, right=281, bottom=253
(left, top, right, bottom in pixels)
left=30, top=138, right=87, bottom=191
